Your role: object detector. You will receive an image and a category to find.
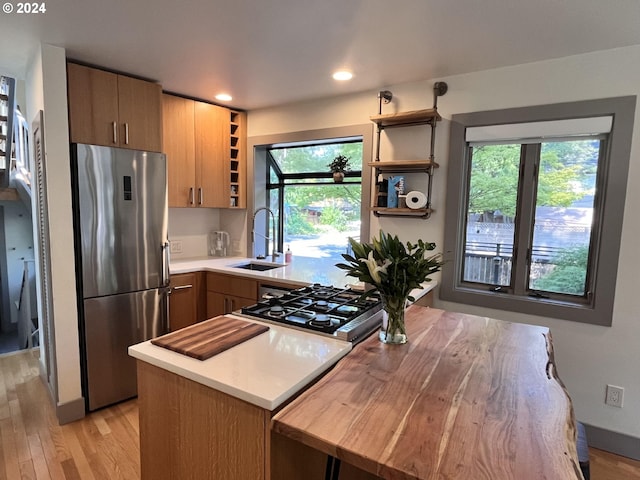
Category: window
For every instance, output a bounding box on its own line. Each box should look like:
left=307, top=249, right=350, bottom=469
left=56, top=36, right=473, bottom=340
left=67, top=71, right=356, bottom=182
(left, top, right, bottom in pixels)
left=249, top=124, right=373, bottom=266
left=267, top=139, right=362, bottom=262
left=441, top=97, right=636, bottom=326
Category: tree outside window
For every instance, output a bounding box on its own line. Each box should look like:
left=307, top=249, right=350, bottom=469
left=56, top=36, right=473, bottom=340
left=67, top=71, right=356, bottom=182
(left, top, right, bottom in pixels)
left=267, top=140, right=363, bottom=262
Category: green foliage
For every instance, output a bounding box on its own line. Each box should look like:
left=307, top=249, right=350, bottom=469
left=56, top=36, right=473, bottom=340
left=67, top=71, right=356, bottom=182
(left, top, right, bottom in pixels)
left=270, top=141, right=363, bottom=234
left=285, top=208, right=317, bottom=235
left=468, top=140, right=597, bottom=217
left=468, top=144, right=521, bottom=217
left=327, top=155, right=351, bottom=173
left=532, top=245, right=589, bottom=295
left=336, top=230, right=444, bottom=301
left=271, top=143, right=362, bottom=174
left=319, top=205, right=348, bottom=231
left=284, top=184, right=361, bottom=232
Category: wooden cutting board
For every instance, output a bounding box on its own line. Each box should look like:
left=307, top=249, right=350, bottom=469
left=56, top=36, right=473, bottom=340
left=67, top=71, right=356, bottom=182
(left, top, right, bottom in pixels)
left=151, top=316, right=269, bottom=361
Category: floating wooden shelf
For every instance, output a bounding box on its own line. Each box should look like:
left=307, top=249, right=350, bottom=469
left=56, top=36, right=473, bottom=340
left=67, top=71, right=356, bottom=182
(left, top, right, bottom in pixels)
left=369, top=108, right=440, bottom=127
left=369, top=84, right=447, bottom=220
left=368, top=160, right=439, bottom=172
left=371, top=207, right=434, bottom=217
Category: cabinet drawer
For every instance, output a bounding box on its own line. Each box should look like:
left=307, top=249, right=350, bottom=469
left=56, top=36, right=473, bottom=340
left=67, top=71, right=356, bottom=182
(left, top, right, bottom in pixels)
left=206, top=272, right=258, bottom=300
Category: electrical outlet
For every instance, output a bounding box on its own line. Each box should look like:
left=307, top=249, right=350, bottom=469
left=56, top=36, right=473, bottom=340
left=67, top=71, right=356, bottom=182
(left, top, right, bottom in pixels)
left=170, top=240, right=183, bottom=254
left=605, top=385, right=624, bottom=408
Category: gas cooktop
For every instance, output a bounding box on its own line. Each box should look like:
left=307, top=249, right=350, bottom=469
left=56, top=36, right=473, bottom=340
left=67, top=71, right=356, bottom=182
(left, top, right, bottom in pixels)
left=238, top=284, right=383, bottom=343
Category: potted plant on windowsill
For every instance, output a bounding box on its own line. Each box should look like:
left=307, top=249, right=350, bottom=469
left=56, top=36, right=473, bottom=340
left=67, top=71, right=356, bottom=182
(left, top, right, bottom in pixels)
left=328, top=155, right=351, bottom=183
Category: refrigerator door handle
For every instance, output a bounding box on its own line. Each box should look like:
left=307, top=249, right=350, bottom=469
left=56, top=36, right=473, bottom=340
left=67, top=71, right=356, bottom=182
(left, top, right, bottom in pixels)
left=162, top=241, right=171, bottom=288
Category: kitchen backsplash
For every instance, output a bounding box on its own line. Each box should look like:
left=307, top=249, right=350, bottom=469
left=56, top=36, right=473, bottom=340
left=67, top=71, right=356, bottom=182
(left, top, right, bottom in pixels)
left=168, top=208, right=247, bottom=259
left=168, top=208, right=219, bottom=258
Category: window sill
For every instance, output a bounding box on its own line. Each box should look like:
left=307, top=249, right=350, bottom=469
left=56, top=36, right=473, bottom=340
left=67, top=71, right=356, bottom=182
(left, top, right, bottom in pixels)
left=439, top=286, right=611, bottom=326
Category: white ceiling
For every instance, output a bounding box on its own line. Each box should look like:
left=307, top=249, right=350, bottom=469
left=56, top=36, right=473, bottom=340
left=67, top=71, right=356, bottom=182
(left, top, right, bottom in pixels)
left=2, top=0, right=640, bottom=110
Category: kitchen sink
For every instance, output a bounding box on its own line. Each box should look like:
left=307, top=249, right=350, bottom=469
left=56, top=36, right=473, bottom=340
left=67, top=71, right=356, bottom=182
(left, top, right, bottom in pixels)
left=230, top=262, right=284, bottom=271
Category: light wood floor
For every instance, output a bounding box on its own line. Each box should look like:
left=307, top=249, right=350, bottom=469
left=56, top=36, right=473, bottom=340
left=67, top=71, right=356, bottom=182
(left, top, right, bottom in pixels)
left=0, top=349, right=139, bottom=480
left=1, top=349, right=639, bottom=480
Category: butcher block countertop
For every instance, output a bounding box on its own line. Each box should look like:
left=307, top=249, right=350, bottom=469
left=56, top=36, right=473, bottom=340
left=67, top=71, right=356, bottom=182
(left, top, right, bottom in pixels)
left=272, top=306, right=582, bottom=480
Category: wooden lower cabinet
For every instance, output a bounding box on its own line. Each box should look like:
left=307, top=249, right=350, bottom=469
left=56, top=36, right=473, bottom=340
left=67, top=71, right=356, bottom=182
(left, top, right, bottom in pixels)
left=207, top=291, right=257, bottom=316
left=206, top=272, right=258, bottom=317
left=168, top=273, right=198, bottom=331
left=137, top=361, right=380, bottom=480
left=169, top=272, right=207, bottom=331
left=137, top=361, right=270, bottom=480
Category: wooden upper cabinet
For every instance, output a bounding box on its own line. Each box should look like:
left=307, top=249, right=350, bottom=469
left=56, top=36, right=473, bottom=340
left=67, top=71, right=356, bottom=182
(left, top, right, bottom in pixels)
left=162, top=93, right=232, bottom=208
left=195, top=102, right=230, bottom=208
left=162, top=94, right=196, bottom=207
left=67, top=63, right=162, bottom=152
left=67, top=63, right=119, bottom=147
left=117, top=75, right=162, bottom=151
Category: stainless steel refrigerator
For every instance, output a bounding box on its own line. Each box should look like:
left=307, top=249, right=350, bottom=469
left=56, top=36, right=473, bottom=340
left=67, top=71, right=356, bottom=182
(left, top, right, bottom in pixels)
left=72, top=143, right=169, bottom=411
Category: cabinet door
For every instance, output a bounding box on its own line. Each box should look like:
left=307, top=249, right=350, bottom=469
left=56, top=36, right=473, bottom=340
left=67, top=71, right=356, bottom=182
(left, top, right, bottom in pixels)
left=195, top=102, right=230, bottom=208
left=117, top=75, right=163, bottom=152
left=67, top=63, right=119, bottom=146
left=162, top=94, right=196, bottom=207
left=169, top=273, right=198, bottom=331
left=207, top=272, right=258, bottom=299
left=207, top=292, right=256, bottom=317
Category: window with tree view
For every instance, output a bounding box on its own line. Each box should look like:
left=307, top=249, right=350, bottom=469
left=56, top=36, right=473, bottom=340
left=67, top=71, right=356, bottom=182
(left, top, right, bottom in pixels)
left=266, top=139, right=362, bottom=263
left=464, top=139, right=599, bottom=297
left=441, top=97, right=636, bottom=325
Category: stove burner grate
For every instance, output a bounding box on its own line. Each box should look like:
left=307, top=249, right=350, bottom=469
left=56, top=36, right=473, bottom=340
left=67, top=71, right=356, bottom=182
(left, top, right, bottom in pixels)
left=240, top=284, right=382, bottom=341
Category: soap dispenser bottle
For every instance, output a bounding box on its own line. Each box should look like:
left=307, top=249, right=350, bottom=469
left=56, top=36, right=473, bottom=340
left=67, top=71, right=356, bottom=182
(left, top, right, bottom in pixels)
left=285, top=245, right=292, bottom=263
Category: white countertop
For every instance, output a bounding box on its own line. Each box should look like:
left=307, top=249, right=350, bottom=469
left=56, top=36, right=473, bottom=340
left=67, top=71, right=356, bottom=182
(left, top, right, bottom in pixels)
left=170, top=255, right=437, bottom=301
left=170, top=255, right=354, bottom=287
left=128, top=315, right=352, bottom=411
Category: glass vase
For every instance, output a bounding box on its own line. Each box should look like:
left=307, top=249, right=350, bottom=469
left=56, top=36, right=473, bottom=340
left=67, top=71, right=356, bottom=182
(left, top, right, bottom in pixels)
left=378, top=294, right=408, bottom=344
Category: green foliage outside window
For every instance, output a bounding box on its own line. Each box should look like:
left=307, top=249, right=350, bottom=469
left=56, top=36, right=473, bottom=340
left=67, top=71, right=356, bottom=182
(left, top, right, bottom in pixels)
left=468, top=141, right=597, bottom=217
left=271, top=141, right=363, bottom=237
left=531, top=245, right=589, bottom=295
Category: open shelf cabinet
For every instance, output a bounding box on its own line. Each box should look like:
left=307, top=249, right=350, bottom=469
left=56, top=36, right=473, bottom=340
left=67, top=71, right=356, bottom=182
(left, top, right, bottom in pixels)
left=370, top=83, right=447, bottom=219
left=229, top=110, right=246, bottom=208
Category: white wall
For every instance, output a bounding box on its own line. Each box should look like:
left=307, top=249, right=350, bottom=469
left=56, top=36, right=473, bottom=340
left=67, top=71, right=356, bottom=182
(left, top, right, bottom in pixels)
left=168, top=208, right=220, bottom=258
left=248, top=45, right=640, bottom=440
left=26, top=44, right=82, bottom=409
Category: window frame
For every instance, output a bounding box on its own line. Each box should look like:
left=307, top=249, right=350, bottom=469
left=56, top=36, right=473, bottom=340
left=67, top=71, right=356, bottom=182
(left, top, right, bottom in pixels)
left=440, top=96, right=636, bottom=326
left=248, top=124, right=373, bottom=257
left=265, top=139, right=364, bottom=252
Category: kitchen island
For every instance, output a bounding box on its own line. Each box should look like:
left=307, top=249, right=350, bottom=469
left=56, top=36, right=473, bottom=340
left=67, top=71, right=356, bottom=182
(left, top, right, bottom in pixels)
left=131, top=304, right=581, bottom=479
left=272, top=305, right=582, bottom=479
left=129, top=316, right=352, bottom=479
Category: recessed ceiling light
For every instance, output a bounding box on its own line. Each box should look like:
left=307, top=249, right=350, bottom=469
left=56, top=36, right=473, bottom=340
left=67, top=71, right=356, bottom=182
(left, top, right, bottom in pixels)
left=215, top=93, right=233, bottom=102
left=332, top=70, right=353, bottom=81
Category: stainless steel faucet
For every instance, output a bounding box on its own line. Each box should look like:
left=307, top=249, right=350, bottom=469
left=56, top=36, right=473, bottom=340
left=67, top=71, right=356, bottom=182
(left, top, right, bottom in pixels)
left=251, top=207, right=279, bottom=261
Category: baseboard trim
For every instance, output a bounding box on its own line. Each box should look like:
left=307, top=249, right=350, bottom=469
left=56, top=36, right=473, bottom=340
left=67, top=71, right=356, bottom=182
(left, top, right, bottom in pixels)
left=583, top=423, right=640, bottom=461
left=56, top=397, right=85, bottom=425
